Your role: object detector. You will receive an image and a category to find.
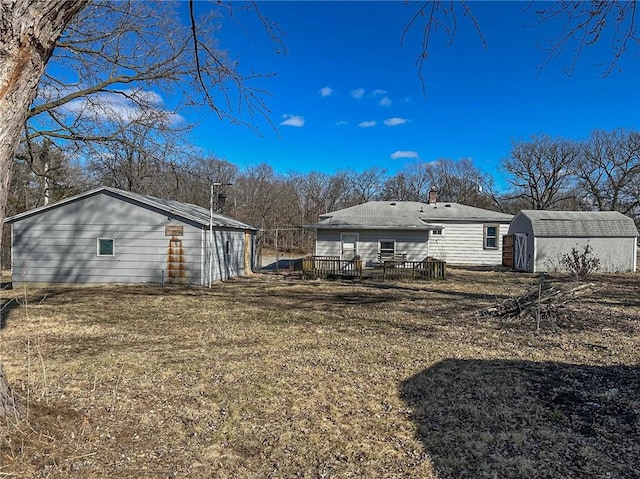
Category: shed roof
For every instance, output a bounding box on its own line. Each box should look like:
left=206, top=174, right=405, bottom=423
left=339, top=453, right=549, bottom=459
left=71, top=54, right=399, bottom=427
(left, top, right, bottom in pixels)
left=4, top=186, right=258, bottom=231
left=305, top=201, right=513, bottom=230
left=516, top=210, right=638, bottom=237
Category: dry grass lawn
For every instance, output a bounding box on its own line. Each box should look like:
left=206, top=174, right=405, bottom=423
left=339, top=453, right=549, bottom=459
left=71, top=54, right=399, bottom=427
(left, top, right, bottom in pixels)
left=0, top=269, right=638, bottom=478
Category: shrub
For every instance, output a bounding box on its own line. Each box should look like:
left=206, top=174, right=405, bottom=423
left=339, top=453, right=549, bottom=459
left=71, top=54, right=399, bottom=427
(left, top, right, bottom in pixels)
left=560, top=243, right=601, bottom=279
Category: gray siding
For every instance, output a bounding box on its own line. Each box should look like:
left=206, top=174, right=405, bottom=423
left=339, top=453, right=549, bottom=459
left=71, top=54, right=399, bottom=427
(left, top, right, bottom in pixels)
left=205, top=229, right=252, bottom=282
left=509, top=212, right=637, bottom=273
left=11, top=193, right=204, bottom=285
left=535, top=237, right=637, bottom=273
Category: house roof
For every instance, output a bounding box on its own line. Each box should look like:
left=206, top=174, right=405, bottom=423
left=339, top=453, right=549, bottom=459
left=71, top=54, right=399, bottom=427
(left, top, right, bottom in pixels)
left=304, top=201, right=513, bottom=230
left=516, top=210, right=638, bottom=237
left=4, top=186, right=258, bottom=231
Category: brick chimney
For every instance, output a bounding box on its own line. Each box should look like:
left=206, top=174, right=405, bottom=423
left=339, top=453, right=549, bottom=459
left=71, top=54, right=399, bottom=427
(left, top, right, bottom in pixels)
left=428, top=187, right=438, bottom=205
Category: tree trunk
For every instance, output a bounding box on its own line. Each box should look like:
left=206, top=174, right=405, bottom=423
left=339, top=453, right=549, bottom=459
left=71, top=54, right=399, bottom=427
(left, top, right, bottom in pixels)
left=0, top=0, right=87, bottom=418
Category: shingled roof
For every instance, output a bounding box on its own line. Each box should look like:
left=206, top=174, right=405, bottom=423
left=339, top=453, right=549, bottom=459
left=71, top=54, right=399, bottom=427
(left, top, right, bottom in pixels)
left=516, top=210, right=638, bottom=237
left=305, top=201, right=513, bottom=230
left=4, top=186, right=257, bottom=231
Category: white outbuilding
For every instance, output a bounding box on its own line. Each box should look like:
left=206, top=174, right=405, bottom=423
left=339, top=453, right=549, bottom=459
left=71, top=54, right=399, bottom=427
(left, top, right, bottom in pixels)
left=508, top=210, right=638, bottom=273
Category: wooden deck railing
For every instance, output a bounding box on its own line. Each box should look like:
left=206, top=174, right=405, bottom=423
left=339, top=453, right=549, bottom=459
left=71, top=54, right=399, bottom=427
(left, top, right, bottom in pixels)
left=382, top=258, right=446, bottom=280
left=378, top=252, right=407, bottom=264
left=302, top=256, right=446, bottom=281
left=302, top=256, right=363, bottom=279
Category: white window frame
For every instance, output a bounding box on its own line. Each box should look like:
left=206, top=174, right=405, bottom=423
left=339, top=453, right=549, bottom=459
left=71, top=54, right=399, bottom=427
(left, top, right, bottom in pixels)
left=97, top=238, right=115, bottom=256
left=378, top=239, right=396, bottom=257
left=430, top=227, right=443, bottom=237
left=484, top=224, right=499, bottom=250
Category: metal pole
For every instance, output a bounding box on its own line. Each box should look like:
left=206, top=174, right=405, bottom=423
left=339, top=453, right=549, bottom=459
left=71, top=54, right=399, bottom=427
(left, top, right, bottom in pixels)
left=275, top=228, right=279, bottom=273
left=209, top=183, right=213, bottom=288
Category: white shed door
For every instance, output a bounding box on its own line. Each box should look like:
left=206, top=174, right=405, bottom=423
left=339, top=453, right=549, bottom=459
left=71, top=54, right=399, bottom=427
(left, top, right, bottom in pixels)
left=514, top=233, right=527, bottom=271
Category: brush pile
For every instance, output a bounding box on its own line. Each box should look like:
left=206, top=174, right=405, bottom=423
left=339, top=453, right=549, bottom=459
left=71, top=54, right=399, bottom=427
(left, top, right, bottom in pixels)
left=477, top=282, right=596, bottom=321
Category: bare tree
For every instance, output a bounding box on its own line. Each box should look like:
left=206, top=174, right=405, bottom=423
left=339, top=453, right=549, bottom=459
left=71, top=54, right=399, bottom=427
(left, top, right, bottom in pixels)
left=12, top=139, right=88, bottom=209
left=502, top=135, right=579, bottom=210
left=402, top=1, right=485, bottom=91
left=165, top=155, right=239, bottom=207
left=348, top=166, right=387, bottom=203
left=532, top=1, right=639, bottom=77
left=381, top=158, right=496, bottom=208
left=575, top=129, right=640, bottom=218
left=404, top=1, right=639, bottom=90
left=381, top=172, right=415, bottom=202
left=422, top=158, right=494, bottom=207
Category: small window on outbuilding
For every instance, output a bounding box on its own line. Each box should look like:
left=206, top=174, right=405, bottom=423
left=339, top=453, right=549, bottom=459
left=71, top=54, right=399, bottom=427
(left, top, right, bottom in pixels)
left=97, top=238, right=115, bottom=256
left=431, top=228, right=443, bottom=236
left=484, top=225, right=498, bottom=249
left=225, top=240, right=230, bottom=255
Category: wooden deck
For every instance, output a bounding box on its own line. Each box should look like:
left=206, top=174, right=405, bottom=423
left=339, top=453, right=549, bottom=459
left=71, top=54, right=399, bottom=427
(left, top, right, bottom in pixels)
left=302, top=256, right=446, bottom=281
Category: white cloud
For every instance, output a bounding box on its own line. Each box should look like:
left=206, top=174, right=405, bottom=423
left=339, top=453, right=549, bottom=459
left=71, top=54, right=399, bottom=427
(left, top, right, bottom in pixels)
left=379, top=96, right=392, bottom=107
left=351, top=88, right=365, bottom=99
left=358, top=120, right=377, bottom=128
left=372, top=89, right=388, bottom=96
left=384, top=117, right=409, bottom=126
left=335, top=120, right=348, bottom=126
left=390, top=150, right=419, bottom=160
left=57, top=89, right=184, bottom=125
left=280, top=114, right=305, bottom=127
left=319, top=86, right=333, bottom=97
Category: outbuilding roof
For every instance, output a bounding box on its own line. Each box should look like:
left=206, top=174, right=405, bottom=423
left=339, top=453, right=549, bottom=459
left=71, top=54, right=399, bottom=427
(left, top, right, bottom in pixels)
left=305, top=201, right=513, bottom=230
left=4, top=186, right=258, bottom=231
left=516, top=210, right=638, bottom=237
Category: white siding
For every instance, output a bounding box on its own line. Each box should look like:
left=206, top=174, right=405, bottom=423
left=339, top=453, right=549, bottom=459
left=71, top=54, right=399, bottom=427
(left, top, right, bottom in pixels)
left=535, top=237, right=637, bottom=273
left=427, top=222, right=508, bottom=265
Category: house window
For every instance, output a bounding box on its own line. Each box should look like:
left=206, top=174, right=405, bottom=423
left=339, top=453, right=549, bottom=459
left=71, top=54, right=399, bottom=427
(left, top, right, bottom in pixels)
left=379, top=240, right=396, bottom=258
left=484, top=225, right=498, bottom=249
left=225, top=240, right=230, bottom=255
left=97, top=238, right=115, bottom=256
left=431, top=228, right=443, bottom=236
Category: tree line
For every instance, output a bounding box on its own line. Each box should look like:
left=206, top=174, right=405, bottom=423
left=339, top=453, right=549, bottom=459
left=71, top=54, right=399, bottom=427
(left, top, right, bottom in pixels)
left=5, top=128, right=638, bottom=257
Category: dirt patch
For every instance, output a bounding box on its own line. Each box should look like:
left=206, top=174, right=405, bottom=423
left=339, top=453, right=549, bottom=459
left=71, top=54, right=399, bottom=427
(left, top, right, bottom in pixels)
left=0, top=271, right=638, bottom=478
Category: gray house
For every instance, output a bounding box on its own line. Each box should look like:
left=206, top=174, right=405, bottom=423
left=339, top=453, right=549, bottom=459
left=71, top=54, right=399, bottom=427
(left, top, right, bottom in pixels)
left=4, top=187, right=258, bottom=287
left=304, top=199, right=513, bottom=266
left=508, top=210, right=638, bottom=273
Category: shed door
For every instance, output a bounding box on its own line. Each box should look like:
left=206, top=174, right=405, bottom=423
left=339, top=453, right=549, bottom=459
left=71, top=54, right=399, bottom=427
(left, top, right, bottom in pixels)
left=514, top=233, right=527, bottom=271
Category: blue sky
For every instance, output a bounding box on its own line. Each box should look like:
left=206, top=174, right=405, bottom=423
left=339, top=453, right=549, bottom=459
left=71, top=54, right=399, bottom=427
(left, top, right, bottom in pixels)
left=186, top=1, right=639, bottom=189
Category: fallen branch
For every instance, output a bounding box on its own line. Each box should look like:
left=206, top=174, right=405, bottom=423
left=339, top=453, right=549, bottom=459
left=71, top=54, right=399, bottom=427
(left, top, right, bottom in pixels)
left=477, top=282, right=596, bottom=320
